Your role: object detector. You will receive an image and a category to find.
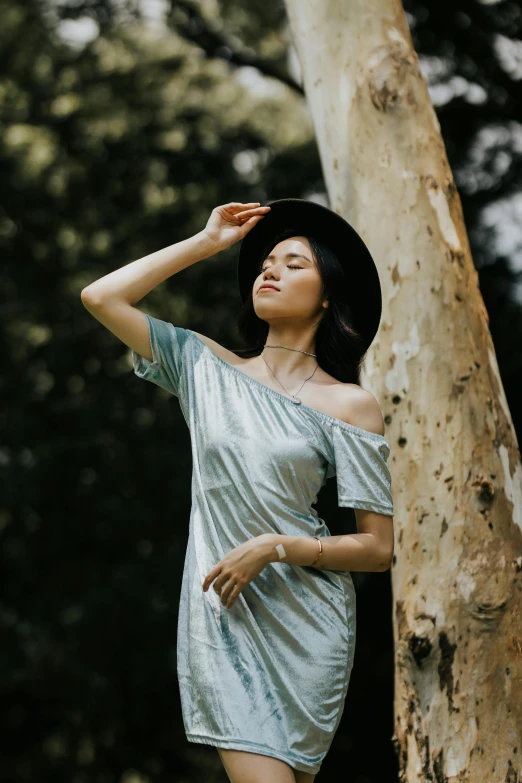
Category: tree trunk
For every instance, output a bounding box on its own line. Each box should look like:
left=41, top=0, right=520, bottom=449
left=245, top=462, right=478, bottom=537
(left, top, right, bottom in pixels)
left=283, top=0, right=522, bottom=779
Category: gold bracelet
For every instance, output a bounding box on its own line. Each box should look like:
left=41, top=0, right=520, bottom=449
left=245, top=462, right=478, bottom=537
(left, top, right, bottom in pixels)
left=310, top=536, right=323, bottom=567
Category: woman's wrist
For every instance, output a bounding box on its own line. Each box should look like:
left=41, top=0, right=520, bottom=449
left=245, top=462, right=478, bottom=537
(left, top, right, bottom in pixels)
left=263, top=534, right=321, bottom=568
left=194, top=230, right=227, bottom=257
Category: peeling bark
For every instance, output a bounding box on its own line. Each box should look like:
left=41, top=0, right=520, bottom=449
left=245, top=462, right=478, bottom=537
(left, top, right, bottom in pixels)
left=283, top=0, right=522, bottom=779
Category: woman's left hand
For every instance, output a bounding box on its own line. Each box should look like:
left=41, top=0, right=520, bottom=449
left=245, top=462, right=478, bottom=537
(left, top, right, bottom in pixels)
left=202, top=533, right=275, bottom=609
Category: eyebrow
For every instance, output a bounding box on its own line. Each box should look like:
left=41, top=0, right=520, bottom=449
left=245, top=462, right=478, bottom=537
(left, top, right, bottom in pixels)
left=264, top=252, right=313, bottom=264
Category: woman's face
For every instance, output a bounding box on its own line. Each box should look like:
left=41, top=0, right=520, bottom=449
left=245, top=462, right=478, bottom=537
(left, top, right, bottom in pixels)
left=252, top=236, right=328, bottom=322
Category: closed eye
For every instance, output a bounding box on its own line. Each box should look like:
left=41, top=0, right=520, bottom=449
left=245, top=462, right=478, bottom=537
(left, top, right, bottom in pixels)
left=261, top=264, right=303, bottom=272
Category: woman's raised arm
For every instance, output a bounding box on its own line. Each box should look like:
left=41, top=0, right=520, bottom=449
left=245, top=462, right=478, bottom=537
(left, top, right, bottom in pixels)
left=80, top=202, right=270, bottom=360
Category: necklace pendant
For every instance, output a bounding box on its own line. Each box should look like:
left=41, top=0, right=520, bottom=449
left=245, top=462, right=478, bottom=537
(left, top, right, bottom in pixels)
left=291, top=397, right=301, bottom=405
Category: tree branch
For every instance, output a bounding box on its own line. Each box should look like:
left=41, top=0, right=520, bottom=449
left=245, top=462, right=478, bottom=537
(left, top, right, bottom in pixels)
left=168, top=0, right=304, bottom=96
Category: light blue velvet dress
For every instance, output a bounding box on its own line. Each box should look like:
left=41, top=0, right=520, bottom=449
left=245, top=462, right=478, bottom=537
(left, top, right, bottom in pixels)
left=131, top=313, right=394, bottom=775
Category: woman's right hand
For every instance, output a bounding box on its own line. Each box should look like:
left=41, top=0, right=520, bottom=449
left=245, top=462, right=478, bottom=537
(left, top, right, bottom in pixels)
left=201, top=202, right=271, bottom=252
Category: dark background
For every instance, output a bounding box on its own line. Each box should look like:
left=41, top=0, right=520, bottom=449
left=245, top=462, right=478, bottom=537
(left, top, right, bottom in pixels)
left=2, top=0, right=521, bottom=780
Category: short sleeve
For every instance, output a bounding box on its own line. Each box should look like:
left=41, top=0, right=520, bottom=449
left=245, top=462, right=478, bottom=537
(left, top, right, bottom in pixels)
left=325, top=425, right=394, bottom=515
left=131, top=312, right=190, bottom=398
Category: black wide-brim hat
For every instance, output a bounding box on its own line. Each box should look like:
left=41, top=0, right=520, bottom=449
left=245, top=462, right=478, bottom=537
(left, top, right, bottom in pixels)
left=236, top=198, right=383, bottom=353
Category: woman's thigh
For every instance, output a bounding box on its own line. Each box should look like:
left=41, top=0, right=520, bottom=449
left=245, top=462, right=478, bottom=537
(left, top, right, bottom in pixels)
left=217, top=748, right=301, bottom=783
left=294, top=772, right=316, bottom=783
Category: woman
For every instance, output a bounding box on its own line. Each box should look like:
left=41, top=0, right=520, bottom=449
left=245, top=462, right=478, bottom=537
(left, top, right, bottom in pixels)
left=81, top=199, right=394, bottom=783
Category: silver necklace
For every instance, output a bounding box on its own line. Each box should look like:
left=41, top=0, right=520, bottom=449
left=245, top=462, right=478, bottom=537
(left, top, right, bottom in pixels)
left=262, top=344, right=319, bottom=405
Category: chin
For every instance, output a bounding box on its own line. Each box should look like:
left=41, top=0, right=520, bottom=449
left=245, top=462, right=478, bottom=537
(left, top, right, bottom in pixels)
left=253, top=304, right=281, bottom=318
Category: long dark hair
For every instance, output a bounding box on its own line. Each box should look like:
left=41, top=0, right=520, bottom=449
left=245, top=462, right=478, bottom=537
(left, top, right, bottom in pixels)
left=230, top=229, right=368, bottom=385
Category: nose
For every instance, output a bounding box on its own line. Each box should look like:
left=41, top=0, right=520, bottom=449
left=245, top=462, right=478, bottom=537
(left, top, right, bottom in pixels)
left=262, top=267, right=280, bottom=282
left=257, top=272, right=280, bottom=294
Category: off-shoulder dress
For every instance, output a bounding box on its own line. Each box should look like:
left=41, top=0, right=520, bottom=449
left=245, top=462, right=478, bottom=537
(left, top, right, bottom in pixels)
left=131, top=314, right=394, bottom=775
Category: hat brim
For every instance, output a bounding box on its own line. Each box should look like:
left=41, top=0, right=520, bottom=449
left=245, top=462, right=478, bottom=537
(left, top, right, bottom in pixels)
left=236, top=198, right=383, bottom=351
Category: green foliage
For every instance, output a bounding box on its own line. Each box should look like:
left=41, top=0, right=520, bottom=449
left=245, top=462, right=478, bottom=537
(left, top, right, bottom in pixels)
left=0, top=1, right=321, bottom=780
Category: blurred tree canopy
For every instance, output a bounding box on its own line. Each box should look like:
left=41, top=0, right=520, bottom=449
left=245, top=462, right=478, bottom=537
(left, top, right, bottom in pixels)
left=1, top=0, right=521, bottom=781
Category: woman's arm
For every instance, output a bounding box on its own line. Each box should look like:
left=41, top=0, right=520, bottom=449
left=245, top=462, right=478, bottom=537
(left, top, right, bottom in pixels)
left=80, top=233, right=219, bottom=362
left=264, top=513, right=394, bottom=573
left=81, top=231, right=218, bottom=309
left=80, top=202, right=270, bottom=360
left=203, top=522, right=393, bottom=610
left=80, top=201, right=269, bottom=308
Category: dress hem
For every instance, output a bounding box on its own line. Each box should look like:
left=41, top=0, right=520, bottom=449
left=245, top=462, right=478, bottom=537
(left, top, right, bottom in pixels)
left=185, top=732, right=322, bottom=774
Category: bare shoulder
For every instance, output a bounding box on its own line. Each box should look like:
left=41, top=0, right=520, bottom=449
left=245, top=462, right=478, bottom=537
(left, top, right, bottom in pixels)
left=329, top=382, right=386, bottom=437
left=190, top=330, right=243, bottom=366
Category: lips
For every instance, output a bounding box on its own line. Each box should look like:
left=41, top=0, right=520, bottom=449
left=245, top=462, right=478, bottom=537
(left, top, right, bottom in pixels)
left=258, top=285, right=280, bottom=292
